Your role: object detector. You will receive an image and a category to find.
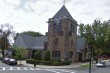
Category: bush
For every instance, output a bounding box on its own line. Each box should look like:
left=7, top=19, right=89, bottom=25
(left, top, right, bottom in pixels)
left=13, top=47, right=28, bottom=60
left=34, top=51, right=42, bottom=60
left=26, top=59, right=71, bottom=66
left=52, top=61, right=71, bottom=66
left=42, top=61, right=52, bottom=65
left=62, top=61, right=71, bottom=65
left=26, top=59, right=41, bottom=64
left=52, top=62, right=63, bottom=66
left=44, top=50, right=51, bottom=61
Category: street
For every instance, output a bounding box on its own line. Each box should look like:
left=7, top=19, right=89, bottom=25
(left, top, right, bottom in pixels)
left=0, top=60, right=110, bottom=73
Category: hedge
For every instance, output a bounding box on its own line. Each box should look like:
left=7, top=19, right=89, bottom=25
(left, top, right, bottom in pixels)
left=26, top=59, right=71, bottom=66
left=42, top=61, right=52, bottom=65
left=26, top=59, right=41, bottom=64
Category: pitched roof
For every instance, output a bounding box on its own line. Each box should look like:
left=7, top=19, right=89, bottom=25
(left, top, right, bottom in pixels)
left=53, top=5, right=76, bottom=22
left=76, top=37, right=86, bottom=52
left=13, top=34, right=47, bottom=50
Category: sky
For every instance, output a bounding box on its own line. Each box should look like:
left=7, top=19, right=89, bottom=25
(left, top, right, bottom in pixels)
left=0, top=0, right=110, bottom=35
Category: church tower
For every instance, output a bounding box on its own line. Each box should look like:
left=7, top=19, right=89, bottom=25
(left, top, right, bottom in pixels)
left=48, top=5, right=77, bottom=62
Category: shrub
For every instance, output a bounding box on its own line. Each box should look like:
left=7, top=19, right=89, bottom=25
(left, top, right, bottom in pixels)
left=52, top=61, right=71, bottom=66
left=44, top=50, right=51, bottom=61
left=52, top=62, right=62, bottom=66
left=62, top=61, right=71, bottom=65
left=26, top=59, right=41, bottom=64
left=26, top=59, right=71, bottom=66
left=13, top=47, right=28, bottom=60
left=34, top=51, right=42, bottom=60
left=42, top=61, right=52, bottom=65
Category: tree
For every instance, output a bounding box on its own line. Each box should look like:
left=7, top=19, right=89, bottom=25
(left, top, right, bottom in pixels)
left=14, top=31, right=43, bottom=41
left=44, top=50, right=51, bottom=61
left=34, top=50, right=42, bottom=60
left=13, top=47, right=27, bottom=65
left=0, top=23, right=15, bottom=58
left=78, top=19, right=109, bottom=62
left=21, top=31, right=43, bottom=37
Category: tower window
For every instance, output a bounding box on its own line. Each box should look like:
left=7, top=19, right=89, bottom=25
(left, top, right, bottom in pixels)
left=71, top=23, right=75, bottom=32
left=53, top=23, right=57, bottom=32
left=55, top=39, right=58, bottom=45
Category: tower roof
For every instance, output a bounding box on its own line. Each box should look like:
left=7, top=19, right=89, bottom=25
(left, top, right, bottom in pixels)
left=53, top=5, right=76, bottom=22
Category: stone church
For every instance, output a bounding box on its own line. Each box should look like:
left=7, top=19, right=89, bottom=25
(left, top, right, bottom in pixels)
left=14, top=5, right=89, bottom=62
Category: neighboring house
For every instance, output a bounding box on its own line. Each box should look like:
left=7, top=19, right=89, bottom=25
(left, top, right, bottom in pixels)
left=14, top=5, right=89, bottom=62
left=13, top=34, right=47, bottom=59
left=76, top=38, right=89, bottom=62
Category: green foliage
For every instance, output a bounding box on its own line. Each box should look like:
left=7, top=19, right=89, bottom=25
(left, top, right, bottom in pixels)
left=13, top=47, right=27, bottom=60
left=42, top=61, right=52, bottom=65
left=81, top=64, right=89, bottom=68
left=26, top=59, right=71, bottom=66
left=44, top=50, right=51, bottom=61
left=26, top=59, right=41, bottom=64
left=34, top=51, right=42, bottom=60
left=21, top=31, right=43, bottom=37
left=78, top=19, right=110, bottom=62
left=52, top=61, right=71, bottom=66
left=0, top=23, right=14, bottom=58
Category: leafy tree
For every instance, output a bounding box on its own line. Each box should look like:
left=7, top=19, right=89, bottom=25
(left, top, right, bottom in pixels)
left=14, top=31, right=43, bottom=41
left=13, top=47, right=27, bottom=65
left=0, top=23, right=15, bottom=58
left=78, top=19, right=109, bottom=62
left=44, top=50, right=51, bottom=61
left=21, top=31, right=43, bottom=37
left=34, top=50, right=42, bottom=60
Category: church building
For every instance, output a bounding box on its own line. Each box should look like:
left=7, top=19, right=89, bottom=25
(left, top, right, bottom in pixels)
left=14, top=5, right=89, bottom=62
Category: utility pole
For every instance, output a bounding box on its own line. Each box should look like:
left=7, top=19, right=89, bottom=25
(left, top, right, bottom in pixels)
left=89, top=43, right=93, bottom=73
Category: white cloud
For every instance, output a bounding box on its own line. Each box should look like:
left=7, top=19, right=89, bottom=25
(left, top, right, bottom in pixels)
left=0, top=0, right=110, bottom=34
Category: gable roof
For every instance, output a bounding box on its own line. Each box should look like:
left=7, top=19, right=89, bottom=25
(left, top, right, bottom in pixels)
left=76, top=37, right=87, bottom=52
left=53, top=5, right=76, bottom=22
left=13, top=34, right=47, bottom=50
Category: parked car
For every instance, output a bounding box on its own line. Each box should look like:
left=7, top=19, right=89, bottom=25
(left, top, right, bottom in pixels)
left=8, top=58, right=17, bottom=65
left=2, top=57, right=9, bottom=63
left=96, top=61, right=106, bottom=67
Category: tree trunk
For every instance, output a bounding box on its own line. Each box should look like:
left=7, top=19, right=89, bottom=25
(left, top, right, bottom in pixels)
left=2, top=49, right=5, bottom=58
left=96, top=48, right=100, bottom=63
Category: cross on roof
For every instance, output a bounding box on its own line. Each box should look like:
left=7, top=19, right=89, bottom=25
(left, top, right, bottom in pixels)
left=63, top=0, right=66, bottom=5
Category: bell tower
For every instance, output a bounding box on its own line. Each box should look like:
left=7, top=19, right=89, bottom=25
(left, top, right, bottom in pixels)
left=48, top=5, right=77, bottom=62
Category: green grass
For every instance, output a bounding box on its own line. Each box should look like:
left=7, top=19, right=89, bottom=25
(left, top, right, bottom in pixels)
left=81, top=63, right=90, bottom=68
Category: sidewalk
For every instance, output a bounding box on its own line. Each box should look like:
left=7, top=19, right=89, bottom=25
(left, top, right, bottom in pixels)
left=17, top=61, right=81, bottom=69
